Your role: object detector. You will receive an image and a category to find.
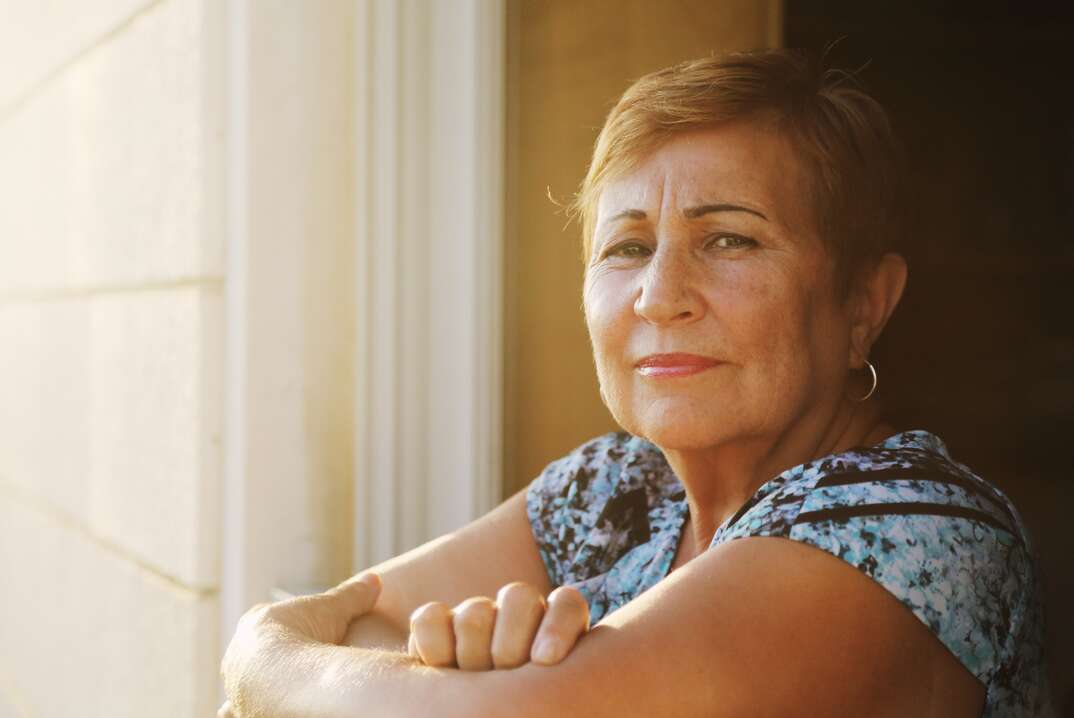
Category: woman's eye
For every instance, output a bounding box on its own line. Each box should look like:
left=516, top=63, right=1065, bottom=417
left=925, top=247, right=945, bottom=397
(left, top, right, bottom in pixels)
left=605, top=241, right=652, bottom=259
left=706, top=234, right=756, bottom=250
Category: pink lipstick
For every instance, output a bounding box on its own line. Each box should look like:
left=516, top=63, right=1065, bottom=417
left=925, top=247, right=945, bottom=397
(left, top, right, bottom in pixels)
left=635, top=353, right=723, bottom=378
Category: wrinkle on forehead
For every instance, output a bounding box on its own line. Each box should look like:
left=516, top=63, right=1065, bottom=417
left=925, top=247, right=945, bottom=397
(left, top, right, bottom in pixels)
left=593, top=123, right=813, bottom=239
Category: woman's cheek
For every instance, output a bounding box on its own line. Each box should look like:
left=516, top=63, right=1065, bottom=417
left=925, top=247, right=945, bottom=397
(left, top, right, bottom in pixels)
left=584, top=275, right=634, bottom=350
left=582, top=306, right=624, bottom=410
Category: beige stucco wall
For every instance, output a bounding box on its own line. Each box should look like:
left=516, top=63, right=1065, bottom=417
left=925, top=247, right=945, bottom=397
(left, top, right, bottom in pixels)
left=0, top=1, right=223, bottom=715
left=0, top=1, right=361, bottom=713
left=504, top=0, right=783, bottom=494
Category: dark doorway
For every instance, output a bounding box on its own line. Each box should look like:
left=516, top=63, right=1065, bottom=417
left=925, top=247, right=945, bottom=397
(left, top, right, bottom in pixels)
left=785, top=2, right=1074, bottom=710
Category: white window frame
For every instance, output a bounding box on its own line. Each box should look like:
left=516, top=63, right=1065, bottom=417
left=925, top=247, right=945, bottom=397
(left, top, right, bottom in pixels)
left=353, top=0, right=506, bottom=569
left=221, top=4, right=505, bottom=702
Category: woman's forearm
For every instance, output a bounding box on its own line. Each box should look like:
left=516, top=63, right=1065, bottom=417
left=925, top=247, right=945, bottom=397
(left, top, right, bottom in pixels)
left=222, top=574, right=503, bottom=718
left=235, top=625, right=440, bottom=718
left=301, top=642, right=425, bottom=718
left=221, top=574, right=434, bottom=718
left=320, top=645, right=510, bottom=718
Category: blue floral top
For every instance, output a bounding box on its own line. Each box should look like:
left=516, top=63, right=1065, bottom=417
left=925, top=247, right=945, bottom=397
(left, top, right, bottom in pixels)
left=526, top=429, right=1053, bottom=717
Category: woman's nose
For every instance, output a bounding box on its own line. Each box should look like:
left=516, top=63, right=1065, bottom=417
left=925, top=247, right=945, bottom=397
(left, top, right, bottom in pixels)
left=633, top=250, right=704, bottom=325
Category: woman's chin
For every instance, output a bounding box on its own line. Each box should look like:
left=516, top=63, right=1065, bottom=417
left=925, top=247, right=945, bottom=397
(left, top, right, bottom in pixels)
left=615, top=400, right=744, bottom=451
left=636, top=425, right=731, bottom=451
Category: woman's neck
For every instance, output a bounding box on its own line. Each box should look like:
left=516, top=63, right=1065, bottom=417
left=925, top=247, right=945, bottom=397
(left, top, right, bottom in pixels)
left=661, top=399, right=895, bottom=560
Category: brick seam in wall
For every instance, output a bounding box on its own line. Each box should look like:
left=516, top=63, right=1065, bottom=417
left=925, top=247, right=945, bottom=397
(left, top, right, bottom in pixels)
left=0, top=276, right=224, bottom=308
left=0, top=476, right=217, bottom=599
left=0, top=0, right=167, bottom=127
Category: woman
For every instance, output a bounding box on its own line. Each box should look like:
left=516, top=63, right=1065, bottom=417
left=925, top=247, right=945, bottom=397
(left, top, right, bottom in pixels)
left=220, top=49, right=1052, bottom=717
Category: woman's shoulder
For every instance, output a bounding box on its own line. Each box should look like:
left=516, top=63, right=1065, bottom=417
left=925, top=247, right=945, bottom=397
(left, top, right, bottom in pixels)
left=785, top=429, right=1031, bottom=557
left=721, top=429, right=1027, bottom=542
left=722, top=429, right=1051, bottom=715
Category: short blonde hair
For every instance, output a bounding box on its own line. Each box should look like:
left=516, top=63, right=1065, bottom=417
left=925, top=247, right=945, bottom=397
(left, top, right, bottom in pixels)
left=572, top=49, right=904, bottom=297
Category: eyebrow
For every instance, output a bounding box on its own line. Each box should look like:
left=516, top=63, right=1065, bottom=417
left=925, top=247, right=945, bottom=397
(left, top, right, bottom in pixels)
left=684, top=203, right=768, bottom=221
left=606, top=209, right=647, bottom=223
left=605, top=203, right=769, bottom=224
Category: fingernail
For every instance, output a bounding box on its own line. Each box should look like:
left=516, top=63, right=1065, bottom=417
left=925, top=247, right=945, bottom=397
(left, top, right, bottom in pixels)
left=532, top=638, right=559, bottom=664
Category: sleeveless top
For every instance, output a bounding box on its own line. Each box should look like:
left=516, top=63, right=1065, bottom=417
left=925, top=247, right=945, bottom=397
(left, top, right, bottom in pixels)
left=525, top=429, right=1053, bottom=717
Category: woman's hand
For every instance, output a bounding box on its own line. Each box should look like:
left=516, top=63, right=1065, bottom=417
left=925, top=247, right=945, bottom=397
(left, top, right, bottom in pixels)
left=408, top=583, right=589, bottom=670
left=218, top=572, right=383, bottom=718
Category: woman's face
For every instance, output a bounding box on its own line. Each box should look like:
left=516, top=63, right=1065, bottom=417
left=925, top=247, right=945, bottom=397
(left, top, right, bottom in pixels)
left=583, top=121, right=855, bottom=451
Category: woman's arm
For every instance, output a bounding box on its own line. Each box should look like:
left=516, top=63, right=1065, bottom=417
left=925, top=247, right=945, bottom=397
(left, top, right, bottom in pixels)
left=340, top=487, right=552, bottom=650
left=221, top=574, right=461, bottom=718
left=222, top=485, right=582, bottom=715
left=314, top=537, right=984, bottom=718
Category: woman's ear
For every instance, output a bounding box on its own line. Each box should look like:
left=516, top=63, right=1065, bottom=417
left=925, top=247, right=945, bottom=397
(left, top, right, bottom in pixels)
left=848, top=253, right=908, bottom=368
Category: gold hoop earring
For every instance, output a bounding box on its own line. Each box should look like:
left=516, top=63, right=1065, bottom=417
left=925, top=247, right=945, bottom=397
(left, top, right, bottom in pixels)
left=856, top=359, right=878, bottom=402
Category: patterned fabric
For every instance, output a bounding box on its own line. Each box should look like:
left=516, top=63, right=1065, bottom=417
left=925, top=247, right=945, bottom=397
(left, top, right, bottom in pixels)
left=526, top=429, right=1053, bottom=717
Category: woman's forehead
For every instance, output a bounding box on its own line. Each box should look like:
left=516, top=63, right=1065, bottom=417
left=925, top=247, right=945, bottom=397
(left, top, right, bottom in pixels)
left=595, top=123, right=807, bottom=227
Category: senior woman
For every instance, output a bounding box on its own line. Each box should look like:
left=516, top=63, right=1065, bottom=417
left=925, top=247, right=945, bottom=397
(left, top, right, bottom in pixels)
left=220, top=49, right=1052, bottom=717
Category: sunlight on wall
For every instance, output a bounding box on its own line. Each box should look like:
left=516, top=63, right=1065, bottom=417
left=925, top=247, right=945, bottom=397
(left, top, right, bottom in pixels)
left=0, top=1, right=222, bottom=715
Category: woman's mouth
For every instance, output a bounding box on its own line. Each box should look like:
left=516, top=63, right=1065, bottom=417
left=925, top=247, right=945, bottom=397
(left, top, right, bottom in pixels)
left=635, top=353, right=723, bottom=378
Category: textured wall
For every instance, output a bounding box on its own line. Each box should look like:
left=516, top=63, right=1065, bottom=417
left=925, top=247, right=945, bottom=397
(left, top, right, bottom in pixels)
left=0, top=1, right=223, bottom=715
